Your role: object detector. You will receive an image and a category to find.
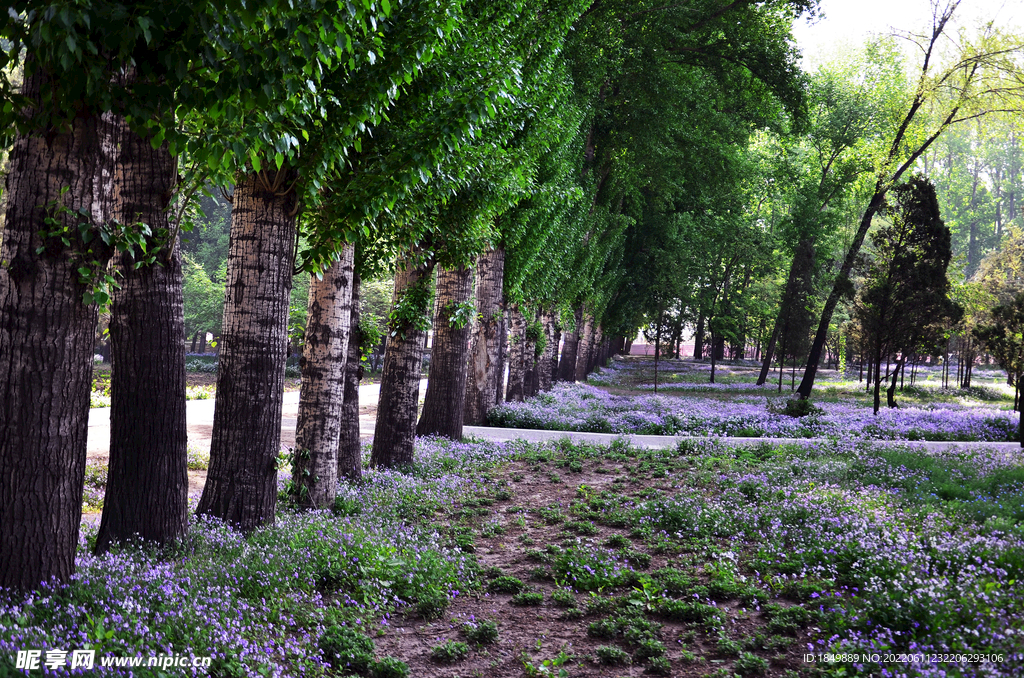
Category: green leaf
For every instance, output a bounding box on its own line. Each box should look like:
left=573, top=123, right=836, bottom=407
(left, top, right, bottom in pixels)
left=275, top=152, right=285, bottom=170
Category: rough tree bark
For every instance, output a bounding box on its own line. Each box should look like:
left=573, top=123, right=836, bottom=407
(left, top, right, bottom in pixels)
left=0, top=69, right=106, bottom=589
left=558, top=307, right=582, bottom=381
left=574, top=314, right=595, bottom=381
left=96, top=115, right=188, bottom=553
left=370, top=253, right=434, bottom=468
left=418, top=265, right=473, bottom=438
left=538, top=313, right=559, bottom=391
left=505, top=304, right=528, bottom=402
left=197, top=171, right=297, bottom=531
left=291, top=244, right=355, bottom=509
left=337, top=271, right=363, bottom=481
left=464, top=248, right=505, bottom=425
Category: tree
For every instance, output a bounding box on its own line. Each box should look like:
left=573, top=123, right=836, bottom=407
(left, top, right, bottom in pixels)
left=797, top=0, right=1024, bottom=400
left=974, top=293, right=1024, bottom=445
left=855, top=177, right=958, bottom=413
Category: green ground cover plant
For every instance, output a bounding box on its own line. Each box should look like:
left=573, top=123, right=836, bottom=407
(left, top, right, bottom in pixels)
left=2, top=435, right=1021, bottom=676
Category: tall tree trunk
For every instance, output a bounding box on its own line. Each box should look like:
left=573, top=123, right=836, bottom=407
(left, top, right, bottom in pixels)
left=464, top=248, right=505, bottom=424
left=574, top=314, right=595, bottom=381
left=558, top=332, right=579, bottom=381
left=338, top=272, right=363, bottom=481
left=197, top=171, right=297, bottom=531
left=797, top=193, right=889, bottom=400
left=549, top=323, right=562, bottom=386
left=505, top=304, right=528, bottom=401
left=291, top=245, right=355, bottom=509
left=370, top=253, right=434, bottom=468
left=756, top=321, right=781, bottom=385
left=96, top=119, right=187, bottom=553
left=0, top=69, right=105, bottom=589
left=537, top=311, right=557, bottom=392
left=496, top=308, right=509, bottom=404
left=887, top=357, right=903, bottom=408
left=524, top=310, right=541, bottom=397
left=693, top=313, right=705, bottom=359
left=418, top=265, right=473, bottom=438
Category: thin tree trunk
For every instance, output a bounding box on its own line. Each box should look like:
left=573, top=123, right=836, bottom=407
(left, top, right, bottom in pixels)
left=197, top=171, right=297, bottom=531
left=496, top=308, right=509, bottom=404
left=291, top=245, right=355, bottom=509
left=756, top=321, right=781, bottom=385
left=537, top=310, right=557, bottom=392
left=798, top=191, right=887, bottom=399
left=693, top=313, right=705, bottom=359
left=96, top=119, right=187, bottom=553
left=464, top=248, right=505, bottom=424
left=575, top=314, right=594, bottom=381
left=418, top=265, right=473, bottom=438
left=0, top=69, right=105, bottom=589
left=338, top=271, right=363, bottom=481
left=887, top=357, right=903, bottom=408
left=506, top=304, right=528, bottom=401
left=523, top=309, right=541, bottom=397
left=370, top=253, right=434, bottom=468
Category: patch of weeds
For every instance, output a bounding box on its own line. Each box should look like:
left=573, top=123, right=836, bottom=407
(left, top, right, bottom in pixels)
left=604, top=534, right=631, bottom=549
left=565, top=520, right=599, bottom=535
left=494, top=487, right=513, bottom=500
left=735, top=651, right=769, bottom=675
left=716, top=634, right=742, bottom=657
left=620, top=548, right=651, bottom=569
left=416, top=588, right=450, bottom=620
left=633, top=638, right=666, bottom=662
left=369, top=657, right=409, bottom=678
left=511, top=591, right=544, bottom=606
left=521, top=649, right=573, bottom=677
left=486, top=576, right=525, bottom=594
left=430, top=640, right=469, bottom=663
left=186, top=445, right=210, bottom=471
left=550, top=587, right=576, bottom=607
left=319, top=625, right=375, bottom=673
left=480, top=521, right=506, bottom=538
left=549, top=473, right=563, bottom=484
left=585, top=595, right=618, bottom=616
left=332, top=496, right=362, bottom=517
left=594, top=645, right=631, bottom=666
left=656, top=599, right=724, bottom=625
left=519, top=534, right=536, bottom=545
left=482, top=565, right=504, bottom=580
left=463, top=619, right=499, bottom=645
left=763, top=603, right=814, bottom=636
left=644, top=655, right=672, bottom=675
left=539, top=505, right=565, bottom=524
left=559, top=607, right=585, bottom=621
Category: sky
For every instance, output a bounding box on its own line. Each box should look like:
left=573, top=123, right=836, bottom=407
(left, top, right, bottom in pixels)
left=791, top=0, right=1024, bottom=65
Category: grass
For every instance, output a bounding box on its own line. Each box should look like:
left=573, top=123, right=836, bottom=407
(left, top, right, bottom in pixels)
left=4, top=434, right=1022, bottom=677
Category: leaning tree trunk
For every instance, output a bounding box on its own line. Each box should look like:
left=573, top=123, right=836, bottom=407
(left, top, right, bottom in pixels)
left=464, top=248, right=505, bottom=425
left=96, top=119, right=188, bottom=554
left=756, top=321, right=781, bottom=386
left=197, top=171, right=297, bottom=531
left=370, top=253, right=435, bottom=468
left=0, top=69, right=105, bottom=590
left=505, top=304, right=528, bottom=402
left=575, top=314, right=595, bottom=381
left=797, top=191, right=888, bottom=399
left=338, top=271, right=364, bottom=481
left=418, top=265, right=473, bottom=438
left=291, top=244, right=355, bottom=509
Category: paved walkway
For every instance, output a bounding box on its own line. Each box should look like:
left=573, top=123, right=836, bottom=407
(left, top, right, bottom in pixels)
left=87, top=385, right=1023, bottom=457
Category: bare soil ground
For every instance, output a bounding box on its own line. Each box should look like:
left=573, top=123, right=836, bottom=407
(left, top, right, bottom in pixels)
left=374, top=454, right=814, bottom=678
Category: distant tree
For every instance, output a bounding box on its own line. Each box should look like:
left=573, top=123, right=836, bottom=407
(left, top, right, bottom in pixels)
left=974, top=293, right=1024, bottom=445
left=855, top=177, right=959, bottom=413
